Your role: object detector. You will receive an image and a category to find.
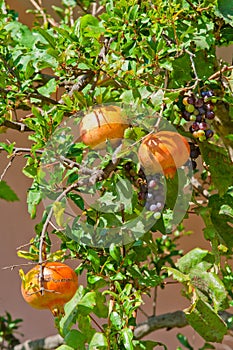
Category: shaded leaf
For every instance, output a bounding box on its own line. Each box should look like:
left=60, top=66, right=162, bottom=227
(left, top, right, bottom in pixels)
left=0, top=181, right=19, bottom=202
left=185, top=299, right=227, bottom=342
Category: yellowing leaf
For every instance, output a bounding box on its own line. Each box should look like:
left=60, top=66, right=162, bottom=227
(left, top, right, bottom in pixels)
left=53, top=201, right=66, bottom=227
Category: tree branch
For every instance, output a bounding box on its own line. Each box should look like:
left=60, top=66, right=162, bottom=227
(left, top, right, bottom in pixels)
left=14, top=334, right=64, bottom=350
left=13, top=310, right=233, bottom=349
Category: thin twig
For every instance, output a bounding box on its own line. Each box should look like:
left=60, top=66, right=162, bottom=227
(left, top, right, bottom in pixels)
left=29, top=0, right=58, bottom=27
left=0, top=154, right=16, bottom=181
left=38, top=183, right=78, bottom=294
left=2, top=262, right=38, bottom=270
left=190, top=176, right=210, bottom=199
left=208, top=65, right=233, bottom=81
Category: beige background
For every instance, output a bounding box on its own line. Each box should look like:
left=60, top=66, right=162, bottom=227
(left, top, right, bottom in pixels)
left=0, top=1, right=232, bottom=348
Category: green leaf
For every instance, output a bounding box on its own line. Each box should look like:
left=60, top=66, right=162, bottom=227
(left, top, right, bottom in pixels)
left=120, top=328, right=134, bottom=350
left=208, top=193, right=233, bottom=248
left=89, top=332, right=108, bottom=349
left=166, top=267, right=189, bottom=283
left=109, top=243, right=122, bottom=262
left=60, top=286, right=84, bottom=336
left=64, top=329, right=86, bottom=349
left=110, top=311, right=122, bottom=330
left=67, top=193, right=85, bottom=210
left=36, top=27, right=57, bottom=48
left=176, top=248, right=214, bottom=274
left=56, top=346, right=74, bottom=350
left=77, top=292, right=96, bottom=314
left=27, top=184, right=42, bottom=218
left=134, top=340, right=167, bottom=350
left=190, top=268, right=228, bottom=311
left=93, top=292, right=108, bottom=318
left=185, top=299, right=227, bottom=342
left=37, top=78, right=57, bottom=97
left=216, top=0, right=233, bottom=24
left=115, top=175, right=133, bottom=213
left=0, top=181, right=19, bottom=202
left=200, top=142, right=233, bottom=196
left=176, top=333, right=193, bottom=350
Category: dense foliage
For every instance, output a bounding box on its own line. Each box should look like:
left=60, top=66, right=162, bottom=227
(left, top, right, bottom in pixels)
left=0, top=0, right=233, bottom=349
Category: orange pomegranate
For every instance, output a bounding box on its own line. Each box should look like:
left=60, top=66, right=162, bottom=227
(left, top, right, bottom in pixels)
left=138, top=131, right=190, bottom=178
left=79, top=105, right=129, bottom=149
left=21, top=262, right=78, bottom=316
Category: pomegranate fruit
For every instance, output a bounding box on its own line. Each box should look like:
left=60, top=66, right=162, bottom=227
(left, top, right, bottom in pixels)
left=21, top=262, right=78, bottom=316
left=79, top=105, right=129, bottom=149
left=138, top=131, right=190, bottom=178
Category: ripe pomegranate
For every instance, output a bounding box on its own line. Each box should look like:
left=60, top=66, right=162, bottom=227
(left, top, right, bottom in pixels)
left=138, top=131, right=190, bottom=178
left=79, top=105, right=129, bottom=149
left=21, top=262, right=78, bottom=316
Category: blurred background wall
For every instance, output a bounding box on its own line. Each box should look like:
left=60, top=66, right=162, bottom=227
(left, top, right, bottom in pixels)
left=0, top=1, right=232, bottom=348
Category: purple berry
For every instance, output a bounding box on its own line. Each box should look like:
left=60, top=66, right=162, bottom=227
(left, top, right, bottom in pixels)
left=205, top=102, right=214, bottom=111
left=187, top=96, right=195, bottom=105
left=182, top=110, right=191, bottom=121
left=194, top=98, right=204, bottom=108
left=191, top=122, right=200, bottom=131
left=205, top=129, right=214, bottom=138
left=199, top=122, right=208, bottom=130
left=191, top=160, right=197, bottom=170
left=198, top=107, right=205, bottom=115
left=190, top=148, right=200, bottom=159
left=138, top=192, right=145, bottom=200
left=206, top=110, right=215, bottom=120
left=148, top=179, right=157, bottom=188
left=195, top=115, right=203, bottom=122
left=150, top=204, right=157, bottom=212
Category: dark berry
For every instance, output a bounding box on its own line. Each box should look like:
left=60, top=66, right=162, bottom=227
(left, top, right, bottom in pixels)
left=201, top=91, right=208, bottom=97
left=206, top=90, right=214, bottom=97
left=138, top=192, right=145, bottom=201
left=201, top=90, right=214, bottom=98
left=187, top=96, right=195, bottom=105
left=198, top=107, right=205, bottom=115
left=195, top=115, right=203, bottom=123
left=182, top=110, right=191, bottom=121
left=190, top=148, right=200, bottom=159
left=205, top=102, right=214, bottom=111
left=194, top=98, right=204, bottom=108
left=191, top=122, right=200, bottom=131
left=125, top=163, right=132, bottom=171
left=205, top=110, right=215, bottom=120
left=191, top=160, right=197, bottom=170
left=199, top=122, right=208, bottom=130
left=205, top=129, right=214, bottom=138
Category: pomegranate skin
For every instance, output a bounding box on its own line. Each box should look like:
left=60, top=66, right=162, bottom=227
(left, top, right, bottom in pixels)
left=21, top=262, right=78, bottom=316
left=138, top=131, right=190, bottom=178
left=79, top=105, right=129, bottom=149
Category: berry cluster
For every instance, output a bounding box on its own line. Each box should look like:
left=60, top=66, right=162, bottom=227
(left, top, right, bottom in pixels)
left=145, top=174, right=165, bottom=215
left=189, top=142, right=201, bottom=170
left=123, top=163, right=165, bottom=216
left=181, top=90, right=215, bottom=141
